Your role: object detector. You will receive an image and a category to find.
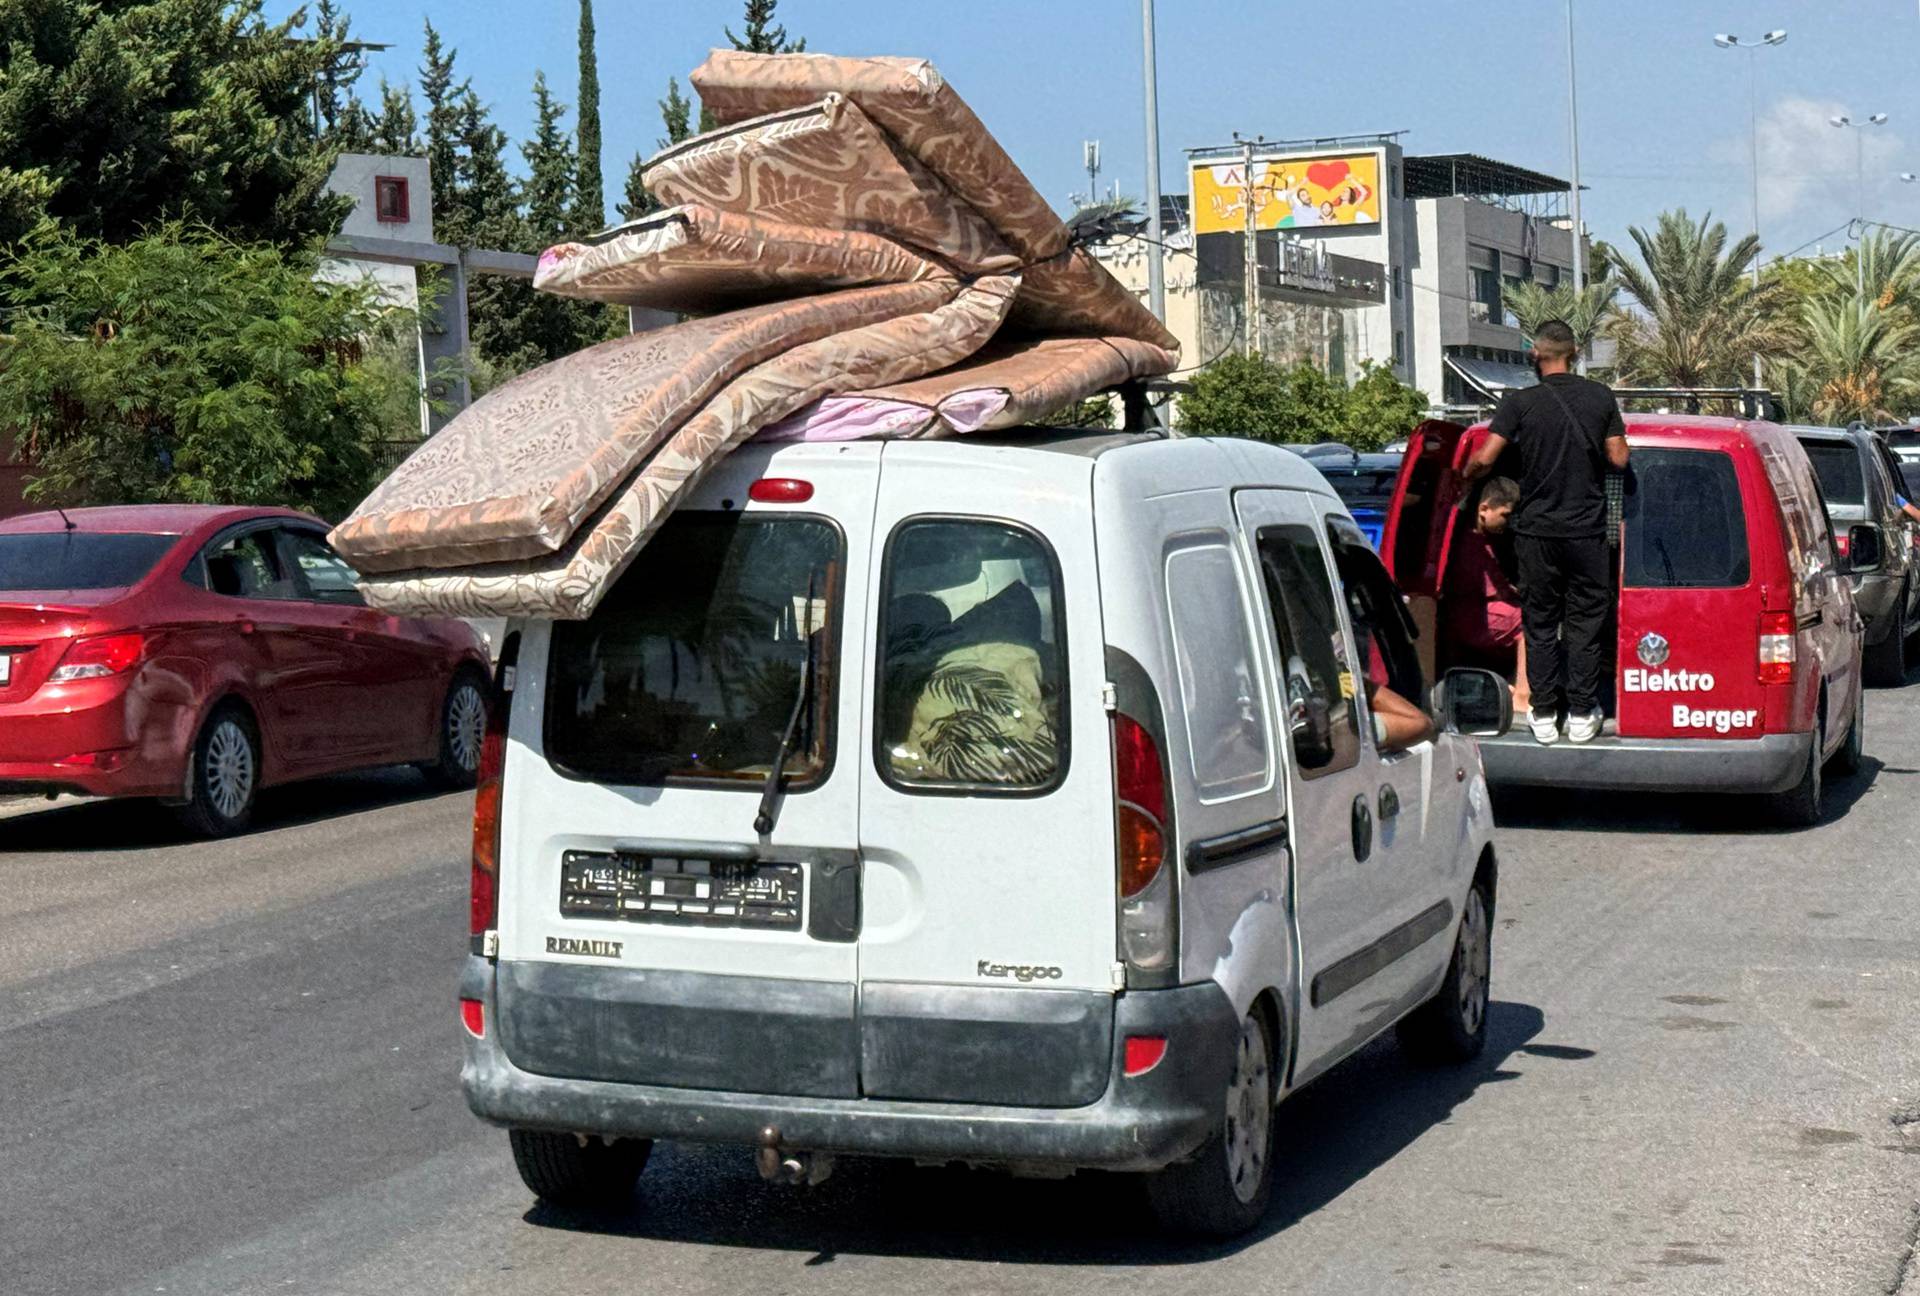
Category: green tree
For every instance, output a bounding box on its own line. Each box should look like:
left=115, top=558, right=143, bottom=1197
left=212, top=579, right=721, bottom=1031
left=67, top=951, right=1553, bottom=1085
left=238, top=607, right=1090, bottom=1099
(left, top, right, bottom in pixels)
left=312, top=0, right=373, bottom=149
left=571, top=0, right=604, bottom=233
left=523, top=73, right=576, bottom=245
left=1790, top=297, right=1920, bottom=425
left=370, top=80, right=420, bottom=156
left=419, top=21, right=466, bottom=237
left=1177, top=355, right=1424, bottom=451
left=0, top=225, right=416, bottom=516
left=1602, top=209, right=1790, bottom=388
left=618, top=153, right=652, bottom=223
left=0, top=0, right=347, bottom=246
left=660, top=79, right=694, bottom=147
left=1500, top=278, right=1620, bottom=354
left=727, top=0, right=806, bottom=52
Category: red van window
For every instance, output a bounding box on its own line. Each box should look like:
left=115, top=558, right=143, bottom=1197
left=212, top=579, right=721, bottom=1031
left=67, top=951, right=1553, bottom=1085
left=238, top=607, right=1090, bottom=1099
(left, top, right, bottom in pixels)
left=1622, top=449, right=1750, bottom=589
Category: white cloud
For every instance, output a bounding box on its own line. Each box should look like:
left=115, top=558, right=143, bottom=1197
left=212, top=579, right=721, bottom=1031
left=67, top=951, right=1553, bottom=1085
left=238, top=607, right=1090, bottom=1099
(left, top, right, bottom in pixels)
left=1711, top=96, right=1908, bottom=236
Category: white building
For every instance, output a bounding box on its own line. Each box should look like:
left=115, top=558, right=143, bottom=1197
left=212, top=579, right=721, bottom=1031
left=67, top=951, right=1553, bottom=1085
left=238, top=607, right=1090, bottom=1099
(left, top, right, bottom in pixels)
left=1102, top=137, right=1587, bottom=414
left=318, top=152, right=434, bottom=311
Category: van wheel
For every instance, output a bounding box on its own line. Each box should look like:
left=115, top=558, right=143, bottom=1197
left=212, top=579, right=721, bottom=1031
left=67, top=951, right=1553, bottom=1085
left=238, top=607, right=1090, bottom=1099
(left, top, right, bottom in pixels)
left=1828, top=691, right=1864, bottom=778
left=508, top=1129, right=652, bottom=1208
left=420, top=669, right=488, bottom=790
left=1397, top=878, right=1493, bottom=1065
left=1771, top=724, right=1824, bottom=827
left=174, top=704, right=260, bottom=838
left=1864, top=604, right=1908, bottom=687
left=1145, top=1010, right=1275, bottom=1238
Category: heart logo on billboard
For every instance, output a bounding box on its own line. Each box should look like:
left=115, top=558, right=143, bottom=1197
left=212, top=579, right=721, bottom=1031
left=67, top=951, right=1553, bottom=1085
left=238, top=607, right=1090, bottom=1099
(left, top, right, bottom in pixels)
left=1306, top=160, right=1351, bottom=191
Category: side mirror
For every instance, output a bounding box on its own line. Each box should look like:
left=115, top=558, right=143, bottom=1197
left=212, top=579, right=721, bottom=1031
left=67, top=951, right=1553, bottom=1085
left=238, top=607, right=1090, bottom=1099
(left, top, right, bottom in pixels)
left=1847, top=523, right=1884, bottom=573
left=1436, top=666, right=1513, bottom=738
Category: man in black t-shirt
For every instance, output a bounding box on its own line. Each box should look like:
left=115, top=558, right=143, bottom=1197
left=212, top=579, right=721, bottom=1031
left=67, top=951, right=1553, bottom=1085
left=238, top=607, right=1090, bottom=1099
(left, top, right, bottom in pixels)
left=1462, top=320, right=1630, bottom=745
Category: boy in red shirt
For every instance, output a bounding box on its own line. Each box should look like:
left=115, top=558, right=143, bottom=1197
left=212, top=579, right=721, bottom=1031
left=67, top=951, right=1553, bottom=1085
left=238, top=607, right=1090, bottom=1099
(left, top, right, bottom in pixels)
left=1446, top=477, right=1529, bottom=711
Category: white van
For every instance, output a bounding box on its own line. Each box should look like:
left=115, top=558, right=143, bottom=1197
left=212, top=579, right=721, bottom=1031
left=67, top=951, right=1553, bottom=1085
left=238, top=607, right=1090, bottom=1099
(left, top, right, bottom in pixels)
left=458, top=430, right=1509, bottom=1236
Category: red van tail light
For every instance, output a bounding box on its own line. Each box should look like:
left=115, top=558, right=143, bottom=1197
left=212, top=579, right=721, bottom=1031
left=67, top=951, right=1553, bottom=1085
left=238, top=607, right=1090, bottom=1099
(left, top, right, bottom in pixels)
left=48, top=632, right=146, bottom=682
left=470, top=689, right=507, bottom=938
left=459, top=998, right=486, bottom=1038
left=1834, top=530, right=1851, bottom=558
left=748, top=477, right=814, bottom=504
left=1123, top=1035, right=1168, bottom=1077
left=1758, top=611, right=1796, bottom=685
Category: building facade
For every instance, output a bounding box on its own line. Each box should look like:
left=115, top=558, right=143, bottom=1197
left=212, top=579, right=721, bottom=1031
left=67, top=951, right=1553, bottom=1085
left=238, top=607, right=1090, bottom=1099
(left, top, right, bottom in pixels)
left=1102, top=137, right=1585, bottom=414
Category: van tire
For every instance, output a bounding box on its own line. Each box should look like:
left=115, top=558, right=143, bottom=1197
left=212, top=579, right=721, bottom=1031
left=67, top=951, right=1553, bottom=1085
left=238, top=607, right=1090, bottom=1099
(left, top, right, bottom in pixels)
left=508, top=1129, right=651, bottom=1208
left=1145, top=1009, right=1275, bottom=1238
left=174, top=703, right=261, bottom=838
left=1396, top=878, right=1493, bottom=1066
left=1828, top=691, right=1864, bottom=778
left=1771, top=724, right=1824, bottom=827
left=420, top=668, right=489, bottom=790
left=1864, top=603, right=1908, bottom=687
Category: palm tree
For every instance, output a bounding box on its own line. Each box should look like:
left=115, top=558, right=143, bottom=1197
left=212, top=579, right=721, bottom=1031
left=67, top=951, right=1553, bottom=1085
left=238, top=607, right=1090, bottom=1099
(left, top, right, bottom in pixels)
left=1822, top=230, right=1920, bottom=310
left=1603, top=209, right=1791, bottom=387
left=1791, top=296, right=1920, bottom=425
left=1501, top=278, right=1620, bottom=353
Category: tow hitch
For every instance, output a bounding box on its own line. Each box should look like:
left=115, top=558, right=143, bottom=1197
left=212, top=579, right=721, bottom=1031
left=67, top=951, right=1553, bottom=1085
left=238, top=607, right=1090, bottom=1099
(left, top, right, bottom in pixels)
left=755, top=1124, right=835, bottom=1186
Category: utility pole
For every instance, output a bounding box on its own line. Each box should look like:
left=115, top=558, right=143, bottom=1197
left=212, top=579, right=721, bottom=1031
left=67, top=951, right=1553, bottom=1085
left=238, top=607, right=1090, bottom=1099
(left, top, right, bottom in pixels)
left=1240, top=137, right=1259, bottom=356
left=1141, top=0, right=1165, bottom=324
left=1565, top=0, right=1586, bottom=373
left=1714, top=31, right=1786, bottom=390
left=1083, top=140, right=1101, bottom=209
left=1832, top=112, right=1889, bottom=297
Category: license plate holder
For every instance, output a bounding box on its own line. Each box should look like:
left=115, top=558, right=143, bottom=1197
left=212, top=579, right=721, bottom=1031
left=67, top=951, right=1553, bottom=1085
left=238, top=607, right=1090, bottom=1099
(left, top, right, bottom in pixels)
left=559, top=850, right=803, bottom=931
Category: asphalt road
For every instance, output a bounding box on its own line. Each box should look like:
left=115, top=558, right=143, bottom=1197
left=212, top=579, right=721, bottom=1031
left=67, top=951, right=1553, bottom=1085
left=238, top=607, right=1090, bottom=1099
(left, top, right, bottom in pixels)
left=5, top=695, right=1920, bottom=1296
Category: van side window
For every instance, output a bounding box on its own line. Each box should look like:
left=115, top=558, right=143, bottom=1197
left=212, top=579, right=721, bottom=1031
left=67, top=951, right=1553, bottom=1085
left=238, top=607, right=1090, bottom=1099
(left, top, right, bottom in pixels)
left=1252, top=524, right=1362, bottom=778
left=1164, top=541, right=1272, bottom=802
left=877, top=519, right=1066, bottom=791
left=1328, top=521, right=1426, bottom=707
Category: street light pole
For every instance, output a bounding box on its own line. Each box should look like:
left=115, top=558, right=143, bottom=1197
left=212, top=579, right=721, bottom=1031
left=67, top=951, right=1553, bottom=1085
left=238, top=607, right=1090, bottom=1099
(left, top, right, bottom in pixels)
left=1565, top=0, right=1586, bottom=372
left=1831, top=111, right=1889, bottom=298
left=1140, top=0, right=1165, bottom=324
left=1714, top=30, right=1786, bottom=390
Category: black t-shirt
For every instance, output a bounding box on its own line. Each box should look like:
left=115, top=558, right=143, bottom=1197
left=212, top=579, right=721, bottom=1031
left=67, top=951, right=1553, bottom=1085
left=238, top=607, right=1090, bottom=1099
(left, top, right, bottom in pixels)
left=1486, top=373, right=1625, bottom=538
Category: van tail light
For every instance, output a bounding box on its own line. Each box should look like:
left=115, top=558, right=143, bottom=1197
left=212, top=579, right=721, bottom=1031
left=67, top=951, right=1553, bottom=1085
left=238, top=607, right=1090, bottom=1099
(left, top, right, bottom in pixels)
left=748, top=477, right=814, bottom=504
left=1758, top=611, right=1796, bottom=685
left=470, top=684, right=507, bottom=939
left=1114, top=711, right=1175, bottom=976
left=48, top=632, right=146, bottom=682
left=1834, top=531, right=1851, bottom=558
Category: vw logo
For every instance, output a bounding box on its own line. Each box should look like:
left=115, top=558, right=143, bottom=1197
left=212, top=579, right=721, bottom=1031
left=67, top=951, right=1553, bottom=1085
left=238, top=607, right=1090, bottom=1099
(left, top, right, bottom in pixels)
left=1637, top=632, right=1670, bottom=666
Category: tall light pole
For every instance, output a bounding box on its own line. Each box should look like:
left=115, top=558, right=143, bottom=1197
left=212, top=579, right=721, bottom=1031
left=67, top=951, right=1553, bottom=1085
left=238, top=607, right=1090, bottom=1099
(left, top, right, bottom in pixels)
left=1141, top=0, right=1165, bottom=325
left=1565, top=0, right=1586, bottom=372
left=1831, top=112, right=1889, bottom=297
left=1714, top=30, right=1786, bottom=390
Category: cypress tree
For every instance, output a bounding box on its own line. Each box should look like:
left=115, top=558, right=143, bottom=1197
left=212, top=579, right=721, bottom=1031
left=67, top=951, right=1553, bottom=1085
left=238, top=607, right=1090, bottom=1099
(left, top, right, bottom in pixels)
left=617, top=154, right=652, bottom=223
left=372, top=80, right=420, bottom=156
left=571, top=0, right=604, bottom=234
left=523, top=73, right=576, bottom=246
left=727, top=0, right=806, bottom=53
left=419, top=21, right=466, bottom=238
left=659, top=78, right=693, bottom=148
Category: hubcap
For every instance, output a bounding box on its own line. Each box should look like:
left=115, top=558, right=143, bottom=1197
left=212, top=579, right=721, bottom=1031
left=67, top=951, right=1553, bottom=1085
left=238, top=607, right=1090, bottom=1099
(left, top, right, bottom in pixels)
left=449, top=683, right=486, bottom=773
left=1223, top=1015, right=1273, bottom=1205
left=1457, top=888, right=1491, bottom=1036
left=205, top=720, right=255, bottom=820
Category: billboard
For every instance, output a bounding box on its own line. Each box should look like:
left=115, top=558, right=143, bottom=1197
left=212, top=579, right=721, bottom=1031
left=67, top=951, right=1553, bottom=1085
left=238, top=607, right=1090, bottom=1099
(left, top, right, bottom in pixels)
left=1190, top=152, right=1381, bottom=233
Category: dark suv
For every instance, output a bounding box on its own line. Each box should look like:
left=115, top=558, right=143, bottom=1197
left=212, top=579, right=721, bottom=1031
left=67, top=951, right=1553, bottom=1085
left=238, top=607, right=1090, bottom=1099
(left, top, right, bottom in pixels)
left=1793, top=426, right=1920, bottom=684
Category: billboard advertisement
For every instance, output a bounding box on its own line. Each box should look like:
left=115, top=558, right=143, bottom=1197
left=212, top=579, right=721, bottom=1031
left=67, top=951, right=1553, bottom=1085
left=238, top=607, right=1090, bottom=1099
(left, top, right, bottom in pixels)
left=1190, top=152, right=1381, bottom=233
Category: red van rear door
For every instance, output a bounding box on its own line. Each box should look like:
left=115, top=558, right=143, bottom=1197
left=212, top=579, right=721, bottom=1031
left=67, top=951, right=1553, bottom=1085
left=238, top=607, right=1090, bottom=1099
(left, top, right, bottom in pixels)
left=1381, top=419, right=1470, bottom=594
left=1615, top=445, right=1769, bottom=739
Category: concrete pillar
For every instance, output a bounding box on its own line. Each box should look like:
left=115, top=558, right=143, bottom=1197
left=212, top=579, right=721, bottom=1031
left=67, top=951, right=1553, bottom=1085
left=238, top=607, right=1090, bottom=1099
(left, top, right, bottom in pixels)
left=418, top=258, right=472, bottom=436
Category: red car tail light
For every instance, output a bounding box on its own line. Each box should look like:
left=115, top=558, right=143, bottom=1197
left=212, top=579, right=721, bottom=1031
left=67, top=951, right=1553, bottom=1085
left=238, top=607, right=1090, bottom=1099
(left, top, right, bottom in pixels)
left=470, top=690, right=507, bottom=938
left=1758, top=611, right=1796, bottom=685
left=48, top=632, right=146, bottom=682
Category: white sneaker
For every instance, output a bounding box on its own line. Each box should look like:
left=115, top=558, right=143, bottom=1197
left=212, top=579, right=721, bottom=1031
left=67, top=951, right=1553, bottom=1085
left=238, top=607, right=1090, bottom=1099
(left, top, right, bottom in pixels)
left=1529, top=711, right=1561, bottom=745
left=1567, top=710, right=1604, bottom=744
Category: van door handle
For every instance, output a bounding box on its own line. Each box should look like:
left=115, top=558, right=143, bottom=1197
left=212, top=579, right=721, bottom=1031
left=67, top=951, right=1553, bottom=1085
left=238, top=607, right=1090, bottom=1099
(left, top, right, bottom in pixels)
left=1377, top=784, right=1400, bottom=820
left=1350, top=795, right=1373, bottom=863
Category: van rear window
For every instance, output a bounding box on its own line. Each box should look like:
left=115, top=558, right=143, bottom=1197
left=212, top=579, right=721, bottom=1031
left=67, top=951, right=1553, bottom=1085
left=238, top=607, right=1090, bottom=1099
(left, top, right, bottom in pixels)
left=1622, top=449, right=1750, bottom=589
left=1798, top=440, right=1865, bottom=506
left=876, top=519, right=1065, bottom=792
left=544, top=513, right=841, bottom=787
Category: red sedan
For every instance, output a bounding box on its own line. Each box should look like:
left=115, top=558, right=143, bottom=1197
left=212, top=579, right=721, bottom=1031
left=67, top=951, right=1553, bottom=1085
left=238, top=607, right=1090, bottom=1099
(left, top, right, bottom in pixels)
left=0, top=505, right=492, bottom=835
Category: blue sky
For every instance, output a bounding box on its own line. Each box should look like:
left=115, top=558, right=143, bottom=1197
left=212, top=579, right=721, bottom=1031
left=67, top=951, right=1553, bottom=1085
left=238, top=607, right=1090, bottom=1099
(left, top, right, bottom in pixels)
left=276, top=0, right=1920, bottom=263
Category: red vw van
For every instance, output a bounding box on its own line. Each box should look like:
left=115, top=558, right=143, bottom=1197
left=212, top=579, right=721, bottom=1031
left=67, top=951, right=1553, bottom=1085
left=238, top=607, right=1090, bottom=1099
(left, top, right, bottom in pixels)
left=1383, top=414, right=1865, bottom=825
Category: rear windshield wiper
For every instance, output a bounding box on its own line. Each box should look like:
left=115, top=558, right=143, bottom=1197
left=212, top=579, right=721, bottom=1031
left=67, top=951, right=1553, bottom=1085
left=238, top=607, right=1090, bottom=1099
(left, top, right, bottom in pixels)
left=754, top=575, right=817, bottom=837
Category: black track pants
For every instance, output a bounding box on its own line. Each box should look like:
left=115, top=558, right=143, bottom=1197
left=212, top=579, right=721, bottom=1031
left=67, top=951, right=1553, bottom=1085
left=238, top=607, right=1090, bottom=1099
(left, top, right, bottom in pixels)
left=1514, top=533, right=1612, bottom=716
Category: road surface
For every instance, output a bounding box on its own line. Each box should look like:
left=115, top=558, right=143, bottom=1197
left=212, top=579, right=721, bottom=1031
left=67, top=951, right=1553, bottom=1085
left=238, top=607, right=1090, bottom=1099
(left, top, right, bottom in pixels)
left=4, top=691, right=1918, bottom=1295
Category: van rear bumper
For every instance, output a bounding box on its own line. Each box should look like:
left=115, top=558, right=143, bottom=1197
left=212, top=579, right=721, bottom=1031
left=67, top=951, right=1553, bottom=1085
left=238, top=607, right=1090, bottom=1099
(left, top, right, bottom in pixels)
left=459, top=957, right=1240, bottom=1173
left=1479, top=728, right=1812, bottom=794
